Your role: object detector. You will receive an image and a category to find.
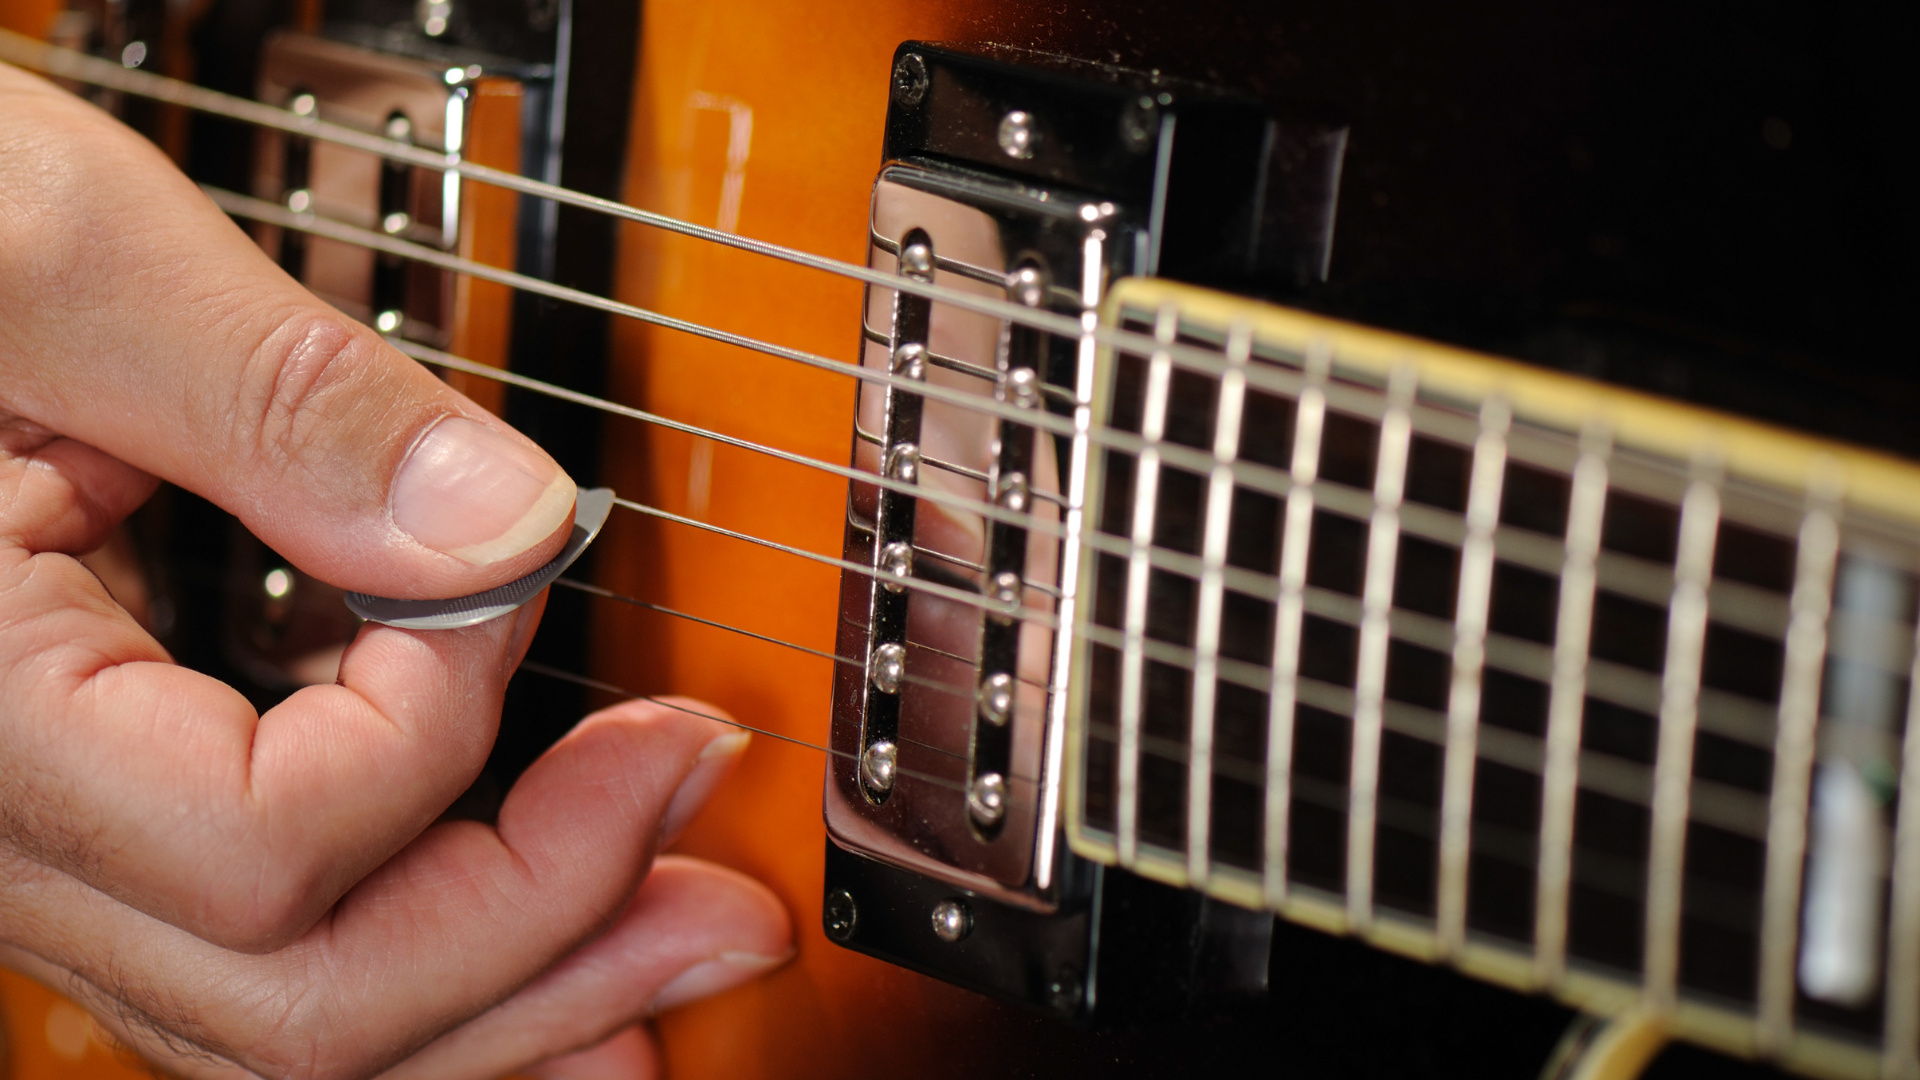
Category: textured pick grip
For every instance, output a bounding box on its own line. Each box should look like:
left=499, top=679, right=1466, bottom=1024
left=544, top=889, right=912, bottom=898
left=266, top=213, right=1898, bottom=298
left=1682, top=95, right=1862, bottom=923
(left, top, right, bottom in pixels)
left=345, top=487, right=614, bottom=629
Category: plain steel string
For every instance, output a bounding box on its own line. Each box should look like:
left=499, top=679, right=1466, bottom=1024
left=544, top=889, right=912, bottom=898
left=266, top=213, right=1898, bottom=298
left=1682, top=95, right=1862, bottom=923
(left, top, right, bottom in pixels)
left=0, top=30, right=1322, bottom=414
left=7, top=34, right=1785, bottom=857
left=551, top=576, right=1048, bottom=693
left=516, top=662, right=982, bottom=796
left=395, top=341, right=1792, bottom=817
left=201, top=183, right=1294, bottom=504
left=394, top=338, right=1254, bottom=607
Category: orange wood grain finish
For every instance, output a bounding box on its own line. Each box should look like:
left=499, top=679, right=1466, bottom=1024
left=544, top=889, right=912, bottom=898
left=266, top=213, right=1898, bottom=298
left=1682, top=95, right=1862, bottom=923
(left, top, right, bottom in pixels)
left=443, top=76, right=523, bottom=417
left=0, top=0, right=57, bottom=39
left=590, top=2, right=1059, bottom=1076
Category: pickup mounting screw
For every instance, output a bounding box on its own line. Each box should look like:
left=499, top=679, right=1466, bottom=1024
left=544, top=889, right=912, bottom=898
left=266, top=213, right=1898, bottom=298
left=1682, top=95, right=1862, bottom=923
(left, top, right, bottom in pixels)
left=824, top=889, right=858, bottom=941
left=892, top=53, right=929, bottom=108
left=968, top=771, right=1007, bottom=827
left=860, top=739, right=897, bottom=797
left=998, top=110, right=1036, bottom=159
left=931, top=899, right=972, bottom=943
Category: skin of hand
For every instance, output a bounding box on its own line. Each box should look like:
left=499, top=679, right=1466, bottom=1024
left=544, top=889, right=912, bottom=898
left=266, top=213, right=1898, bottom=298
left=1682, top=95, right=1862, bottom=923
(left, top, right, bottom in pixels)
left=0, top=60, right=791, bottom=1080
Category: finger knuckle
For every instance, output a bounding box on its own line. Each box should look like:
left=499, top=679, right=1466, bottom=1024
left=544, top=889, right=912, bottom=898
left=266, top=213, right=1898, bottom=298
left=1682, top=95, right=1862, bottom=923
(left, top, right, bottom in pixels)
left=229, top=312, right=389, bottom=496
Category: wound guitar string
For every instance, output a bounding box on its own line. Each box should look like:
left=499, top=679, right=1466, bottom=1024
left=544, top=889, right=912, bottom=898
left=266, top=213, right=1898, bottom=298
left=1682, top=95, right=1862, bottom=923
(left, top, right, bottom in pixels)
left=13, top=31, right=1920, bottom=1076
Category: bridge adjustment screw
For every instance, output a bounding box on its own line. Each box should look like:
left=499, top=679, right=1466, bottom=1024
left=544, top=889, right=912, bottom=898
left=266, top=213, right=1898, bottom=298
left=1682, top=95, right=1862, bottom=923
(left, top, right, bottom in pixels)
left=1007, top=266, right=1046, bottom=309
left=1005, top=365, right=1041, bottom=408
left=930, top=899, right=972, bottom=943
left=968, top=771, right=1007, bottom=828
left=824, top=889, right=858, bottom=942
left=859, top=739, right=897, bottom=797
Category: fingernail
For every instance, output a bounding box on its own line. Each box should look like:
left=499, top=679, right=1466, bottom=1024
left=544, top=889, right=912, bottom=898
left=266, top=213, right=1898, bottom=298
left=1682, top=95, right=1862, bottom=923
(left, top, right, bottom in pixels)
left=392, top=416, right=576, bottom=566
left=659, top=731, right=750, bottom=844
left=649, top=950, right=790, bottom=1015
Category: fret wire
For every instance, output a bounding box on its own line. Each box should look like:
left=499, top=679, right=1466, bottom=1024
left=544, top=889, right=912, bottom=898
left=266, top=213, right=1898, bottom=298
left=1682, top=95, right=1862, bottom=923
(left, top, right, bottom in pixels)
left=1644, top=473, right=1723, bottom=1010
left=1436, top=397, right=1511, bottom=956
left=1534, top=431, right=1611, bottom=988
left=1883, top=596, right=1920, bottom=1080
left=1755, top=498, right=1840, bottom=1053
left=609, top=494, right=1057, bottom=629
left=1116, top=305, right=1180, bottom=867
left=214, top=178, right=1326, bottom=505
left=1264, top=343, right=1330, bottom=907
left=1036, top=269, right=1106, bottom=891
left=0, top=30, right=1195, bottom=367
left=852, top=412, right=1070, bottom=510
left=1186, top=320, right=1253, bottom=886
left=1346, top=366, right=1417, bottom=930
left=4, top=30, right=1365, bottom=413
left=516, top=662, right=978, bottom=796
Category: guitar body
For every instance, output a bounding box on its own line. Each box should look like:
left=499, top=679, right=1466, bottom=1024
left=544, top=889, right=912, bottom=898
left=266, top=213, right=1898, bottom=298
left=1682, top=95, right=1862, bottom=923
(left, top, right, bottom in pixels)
left=0, top=0, right=1905, bottom=1077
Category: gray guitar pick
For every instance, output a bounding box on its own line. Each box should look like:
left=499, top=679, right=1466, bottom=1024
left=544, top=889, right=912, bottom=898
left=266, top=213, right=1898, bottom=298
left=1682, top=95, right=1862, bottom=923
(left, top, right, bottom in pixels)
left=345, top=487, right=615, bottom=630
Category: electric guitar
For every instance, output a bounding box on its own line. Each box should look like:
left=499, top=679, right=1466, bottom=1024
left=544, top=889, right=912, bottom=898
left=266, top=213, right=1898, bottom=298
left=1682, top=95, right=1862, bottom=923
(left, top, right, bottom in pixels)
left=0, top=1, right=1910, bottom=1077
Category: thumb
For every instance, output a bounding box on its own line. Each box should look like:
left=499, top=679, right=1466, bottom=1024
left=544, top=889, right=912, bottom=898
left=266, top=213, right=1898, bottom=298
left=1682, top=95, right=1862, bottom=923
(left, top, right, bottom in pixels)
left=0, top=62, right=572, bottom=598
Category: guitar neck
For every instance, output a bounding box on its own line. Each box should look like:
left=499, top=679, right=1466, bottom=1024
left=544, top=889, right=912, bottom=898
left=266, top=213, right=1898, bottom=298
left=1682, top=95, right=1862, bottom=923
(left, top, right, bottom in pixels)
left=1065, top=277, right=1915, bottom=1079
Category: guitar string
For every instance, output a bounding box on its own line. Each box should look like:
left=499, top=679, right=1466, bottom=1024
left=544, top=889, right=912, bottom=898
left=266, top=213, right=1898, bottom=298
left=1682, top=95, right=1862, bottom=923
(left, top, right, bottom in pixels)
left=8, top=37, right=1807, bottom=872
left=514, top=661, right=981, bottom=797
left=202, top=183, right=1305, bottom=511
left=548, top=576, right=1050, bottom=700
left=513, top=658, right=1768, bottom=928
left=0, top=29, right=1348, bottom=407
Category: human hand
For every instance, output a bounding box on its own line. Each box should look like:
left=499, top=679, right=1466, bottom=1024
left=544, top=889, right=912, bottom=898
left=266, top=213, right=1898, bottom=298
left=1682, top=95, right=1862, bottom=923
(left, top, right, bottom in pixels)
left=0, top=60, right=790, bottom=1079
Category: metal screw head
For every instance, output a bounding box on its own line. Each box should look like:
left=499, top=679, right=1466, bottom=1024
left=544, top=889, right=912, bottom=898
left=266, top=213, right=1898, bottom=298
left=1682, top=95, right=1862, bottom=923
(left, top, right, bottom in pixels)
left=859, top=739, right=897, bottom=796
left=1047, top=967, right=1084, bottom=1014
left=931, top=899, right=972, bottom=943
left=1119, top=95, right=1159, bottom=153
left=988, top=570, right=1022, bottom=608
left=1005, top=366, right=1040, bottom=409
left=997, top=110, right=1037, bottom=159
left=382, top=211, right=412, bottom=236
left=415, top=0, right=452, bottom=37
left=374, top=310, right=404, bottom=335
left=824, top=889, right=858, bottom=941
left=885, top=442, right=920, bottom=484
left=898, top=240, right=934, bottom=280
left=994, top=471, right=1029, bottom=513
left=892, top=53, right=930, bottom=108
left=385, top=113, right=413, bottom=142
left=879, top=540, right=914, bottom=593
left=285, top=188, right=313, bottom=213
left=968, top=771, right=1008, bottom=827
left=891, top=341, right=927, bottom=381
left=977, top=672, right=1014, bottom=726
left=289, top=92, right=318, bottom=118
left=1007, top=265, right=1046, bottom=308
left=869, top=642, right=906, bottom=695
